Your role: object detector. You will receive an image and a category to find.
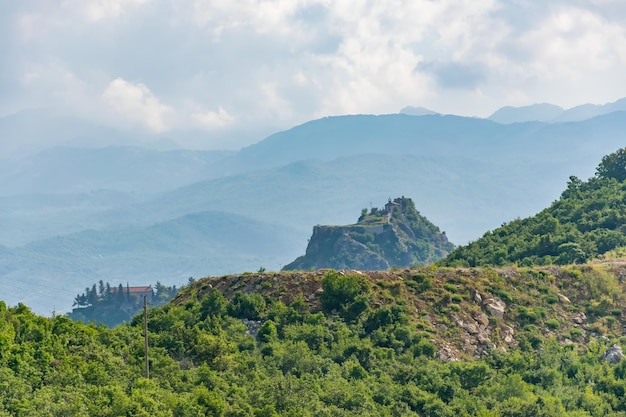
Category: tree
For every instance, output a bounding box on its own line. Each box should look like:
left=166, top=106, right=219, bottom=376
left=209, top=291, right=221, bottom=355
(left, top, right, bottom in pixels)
left=73, top=293, right=87, bottom=308
left=596, top=147, right=626, bottom=182
left=89, top=284, right=98, bottom=306
left=117, top=283, right=125, bottom=304
left=98, top=280, right=105, bottom=298
left=320, top=271, right=370, bottom=314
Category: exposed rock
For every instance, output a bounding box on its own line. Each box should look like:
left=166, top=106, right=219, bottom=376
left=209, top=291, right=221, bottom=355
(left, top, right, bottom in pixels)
left=474, top=291, right=483, bottom=304
left=242, top=319, right=262, bottom=338
left=558, top=293, right=571, bottom=303
left=464, top=322, right=480, bottom=335
left=437, top=346, right=459, bottom=362
left=501, top=325, right=515, bottom=345
left=484, top=299, right=506, bottom=319
left=475, top=313, right=490, bottom=328
left=501, top=324, right=515, bottom=336
left=603, top=344, right=624, bottom=364
left=572, top=312, right=587, bottom=324
left=477, top=332, right=491, bottom=345
left=283, top=197, right=454, bottom=271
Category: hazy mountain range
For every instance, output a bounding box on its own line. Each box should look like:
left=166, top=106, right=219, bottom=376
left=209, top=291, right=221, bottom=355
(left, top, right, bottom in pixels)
left=400, top=97, right=626, bottom=124
left=1, top=98, right=625, bottom=314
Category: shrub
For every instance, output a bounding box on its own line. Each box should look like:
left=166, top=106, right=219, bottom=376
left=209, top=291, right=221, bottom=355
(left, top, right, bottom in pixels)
left=443, top=283, right=457, bottom=293
left=320, top=271, right=370, bottom=312
left=545, top=319, right=560, bottom=329
left=412, top=339, right=436, bottom=357
left=227, top=291, right=266, bottom=320
left=570, top=328, right=583, bottom=338
left=257, top=320, right=278, bottom=343
left=200, top=289, right=227, bottom=319
left=544, top=293, right=559, bottom=304
left=411, top=273, right=433, bottom=293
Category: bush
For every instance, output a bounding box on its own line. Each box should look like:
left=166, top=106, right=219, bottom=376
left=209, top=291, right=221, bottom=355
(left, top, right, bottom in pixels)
left=412, top=339, right=437, bottom=357
left=320, top=271, right=370, bottom=312
left=257, top=320, right=278, bottom=343
left=545, top=319, right=560, bottom=329
left=570, top=328, right=583, bottom=338
left=227, top=291, right=266, bottom=320
left=443, top=283, right=457, bottom=293
left=200, top=289, right=228, bottom=319
left=410, top=273, right=433, bottom=293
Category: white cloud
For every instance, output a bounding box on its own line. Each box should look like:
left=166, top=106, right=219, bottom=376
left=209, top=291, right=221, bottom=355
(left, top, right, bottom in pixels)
left=192, top=0, right=315, bottom=37
left=61, top=0, right=152, bottom=22
left=3, top=0, right=626, bottom=144
left=191, top=107, right=234, bottom=129
left=101, top=78, right=173, bottom=132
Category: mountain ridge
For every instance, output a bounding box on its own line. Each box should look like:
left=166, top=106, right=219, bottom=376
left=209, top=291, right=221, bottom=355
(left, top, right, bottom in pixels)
left=3, top=110, right=626, bottom=314
left=484, top=97, right=626, bottom=124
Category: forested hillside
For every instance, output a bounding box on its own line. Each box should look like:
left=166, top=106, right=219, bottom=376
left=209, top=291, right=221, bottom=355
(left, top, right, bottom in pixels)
left=4, top=265, right=626, bottom=415
left=443, top=148, right=626, bottom=267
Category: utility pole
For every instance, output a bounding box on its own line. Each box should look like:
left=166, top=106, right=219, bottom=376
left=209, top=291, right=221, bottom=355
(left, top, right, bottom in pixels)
left=143, top=295, right=149, bottom=379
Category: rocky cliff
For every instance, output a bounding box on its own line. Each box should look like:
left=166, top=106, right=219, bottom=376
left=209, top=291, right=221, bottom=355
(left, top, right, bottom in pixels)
left=283, top=197, right=454, bottom=270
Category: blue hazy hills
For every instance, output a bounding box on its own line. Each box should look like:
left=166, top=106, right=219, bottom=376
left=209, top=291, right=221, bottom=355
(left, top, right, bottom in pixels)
left=1, top=104, right=625, bottom=314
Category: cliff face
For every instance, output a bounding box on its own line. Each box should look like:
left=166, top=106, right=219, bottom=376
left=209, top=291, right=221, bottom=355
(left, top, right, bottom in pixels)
left=283, top=197, right=454, bottom=271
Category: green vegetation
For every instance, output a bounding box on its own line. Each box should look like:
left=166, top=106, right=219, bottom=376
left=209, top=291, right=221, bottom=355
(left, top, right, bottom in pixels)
left=5, top=149, right=626, bottom=415
left=443, top=148, right=626, bottom=267
left=1, top=265, right=626, bottom=415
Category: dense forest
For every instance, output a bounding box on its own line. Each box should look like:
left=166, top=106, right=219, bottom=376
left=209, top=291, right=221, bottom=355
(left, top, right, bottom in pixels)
left=442, top=148, right=626, bottom=267
left=2, top=265, right=626, bottom=416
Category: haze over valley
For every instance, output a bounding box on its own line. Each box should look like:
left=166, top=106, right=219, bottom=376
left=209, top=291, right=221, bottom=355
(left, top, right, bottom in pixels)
left=1, top=0, right=626, bottom=314
left=2, top=102, right=626, bottom=313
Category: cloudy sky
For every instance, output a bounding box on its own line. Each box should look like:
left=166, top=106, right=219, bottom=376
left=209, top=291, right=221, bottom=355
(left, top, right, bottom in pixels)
left=2, top=0, right=626, bottom=148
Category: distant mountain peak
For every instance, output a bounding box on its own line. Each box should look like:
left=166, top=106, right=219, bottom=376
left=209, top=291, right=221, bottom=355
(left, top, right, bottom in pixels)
left=488, top=103, right=564, bottom=124
left=554, top=97, right=626, bottom=122
left=399, top=106, right=439, bottom=116
left=488, top=97, right=626, bottom=124
left=283, top=196, right=453, bottom=271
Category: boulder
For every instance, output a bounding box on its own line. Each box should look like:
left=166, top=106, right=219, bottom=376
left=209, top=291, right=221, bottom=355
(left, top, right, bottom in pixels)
left=558, top=293, right=571, bottom=303
left=572, top=312, right=587, bottom=324
left=484, top=299, right=506, bottom=319
left=474, top=292, right=483, bottom=304
left=603, top=344, right=624, bottom=364
left=477, top=332, right=491, bottom=345
left=464, top=322, right=479, bottom=335
left=475, top=313, right=490, bottom=328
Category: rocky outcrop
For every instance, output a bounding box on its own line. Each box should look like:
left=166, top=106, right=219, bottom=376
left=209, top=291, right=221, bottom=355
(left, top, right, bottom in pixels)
left=603, top=344, right=624, bottom=364
left=284, top=226, right=391, bottom=271
left=283, top=197, right=454, bottom=271
left=484, top=298, right=506, bottom=319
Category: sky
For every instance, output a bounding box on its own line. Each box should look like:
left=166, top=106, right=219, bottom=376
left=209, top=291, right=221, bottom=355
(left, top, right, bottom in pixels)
left=2, top=0, right=626, bottom=149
